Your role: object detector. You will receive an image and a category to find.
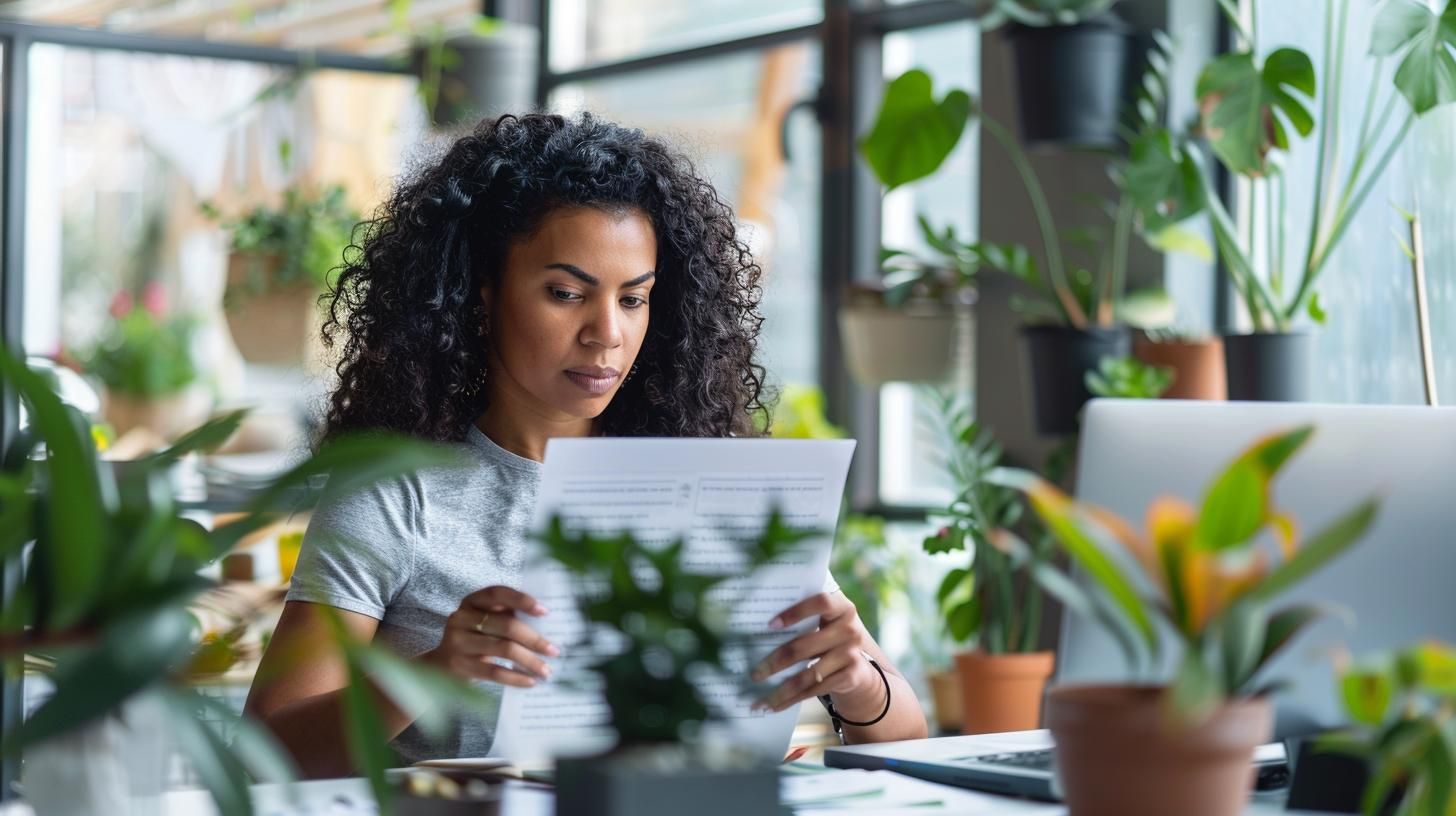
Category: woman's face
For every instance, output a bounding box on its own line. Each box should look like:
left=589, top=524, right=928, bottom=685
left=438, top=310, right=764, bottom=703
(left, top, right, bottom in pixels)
left=482, top=205, right=657, bottom=423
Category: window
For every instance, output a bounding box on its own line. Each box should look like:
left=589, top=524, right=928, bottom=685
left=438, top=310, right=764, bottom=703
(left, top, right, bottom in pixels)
left=1251, top=0, right=1454, bottom=402
left=876, top=21, right=978, bottom=508
left=547, top=0, right=821, bottom=70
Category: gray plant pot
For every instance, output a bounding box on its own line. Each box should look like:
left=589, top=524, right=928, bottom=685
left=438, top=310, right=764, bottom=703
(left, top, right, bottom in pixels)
left=1222, top=332, right=1313, bottom=402
left=555, top=750, right=778, bottom=816
left=1022, top=324, right=1130, bottom=435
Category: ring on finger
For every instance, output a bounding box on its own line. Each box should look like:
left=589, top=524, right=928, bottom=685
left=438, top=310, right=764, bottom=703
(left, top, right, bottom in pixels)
left=473, top=611, right=491, bottom=634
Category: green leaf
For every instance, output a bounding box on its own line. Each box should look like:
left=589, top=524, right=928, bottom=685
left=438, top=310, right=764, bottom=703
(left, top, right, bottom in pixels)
left=858, top=69, right=973, bottom=191
left=1196, top=426, right=1315, bottom=552
left=1197, top=48, right=1317, bottom=176
left=341, top=656, right=395, bottom=814
left=0, top=346, right=108, bottom=628
left=13, top=606, right=193, bottom=749
left=947, top=597, right=982, bottom=643
left=1169, top=650, right=1221, bottom=722
left=1220, top=601, right=1266, bottom=694
left=1254, top=604, right=1327, bottom=679
left=1145, top=223, right=1214, bottom=262
left=159, top=690, right=256, bottom=816
left=936, top=567, right=971, bottom=605
left=1397, top=641, right=1456, bottom=696
left=924, top=526, right=966, bottom=555
left=1307, top=291, right=1328, bottom=324
left=146, top=409, right=248, bottom=466
left=1251, top=498, right=1381, bottom=602
left=1123, top=128, right=1208, bottom=233
left=996, top=469, right=1160, bottom=654
left=1371, top=0, right=1456, bottom=116
left=351, top=644, right=499, bottom=739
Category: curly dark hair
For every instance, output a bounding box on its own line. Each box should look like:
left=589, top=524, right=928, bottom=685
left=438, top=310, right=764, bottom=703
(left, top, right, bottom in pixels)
left=319, top=113, right=772, bottom=444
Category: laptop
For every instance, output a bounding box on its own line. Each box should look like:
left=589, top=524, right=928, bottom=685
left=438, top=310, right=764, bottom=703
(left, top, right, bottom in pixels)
left=827, top=399, right=1456, bottom=799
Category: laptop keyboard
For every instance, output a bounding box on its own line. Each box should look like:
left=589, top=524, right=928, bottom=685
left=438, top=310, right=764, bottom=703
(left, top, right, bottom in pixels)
left=965, top=750, right=1054, bottom=771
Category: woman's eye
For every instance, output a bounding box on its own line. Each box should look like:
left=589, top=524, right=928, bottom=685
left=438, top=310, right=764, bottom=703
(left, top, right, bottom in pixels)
left=550, top=288, right=582, bottom=302
left=622, top=296, right=647, bottom=309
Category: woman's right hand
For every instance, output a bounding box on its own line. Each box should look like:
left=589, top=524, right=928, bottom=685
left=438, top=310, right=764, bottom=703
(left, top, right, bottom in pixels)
left=422, top=586, right=560, bottom=687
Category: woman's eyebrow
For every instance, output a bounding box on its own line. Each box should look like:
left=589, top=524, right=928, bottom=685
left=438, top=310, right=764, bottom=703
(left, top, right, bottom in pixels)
left=546, top=263, right=656, bottom=287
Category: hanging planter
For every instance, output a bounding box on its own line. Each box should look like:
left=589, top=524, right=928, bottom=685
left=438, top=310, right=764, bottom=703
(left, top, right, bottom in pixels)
left=838, top=281, right=974, bottom=386
left=1222, top=331, right=1313, bottom=402
left=1006, top=14, right=1137, bottom=150
left=224, top=252, right=320, bottom=366
left=1022, top=324, right=1129, bottom=435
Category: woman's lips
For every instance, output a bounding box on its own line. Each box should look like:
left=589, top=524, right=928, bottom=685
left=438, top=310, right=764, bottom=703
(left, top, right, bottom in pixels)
left=564, top=369, right=619, bottom=396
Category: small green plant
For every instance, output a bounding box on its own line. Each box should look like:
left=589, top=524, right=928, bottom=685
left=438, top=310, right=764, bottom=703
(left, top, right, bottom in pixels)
left=829, top=514, right=907, bottom=640
left=1329, top=641, right=1456, bottom=816
left=1085, top=356, right=1173, bottom=400
left=921, top=391, right=1050, bottom=653
left=876, top=217, right=1030, bottom=308
left=81, top=285, right=198, bottom=398
left=536, top=511, right=815, bottom=748
left=204, top=184, right=359, bottom=303
left=0, top=342, right=486, bottom=815
left=767, top=384, right=845, bottom=439
left=995, top=426, right=1380, bottom=720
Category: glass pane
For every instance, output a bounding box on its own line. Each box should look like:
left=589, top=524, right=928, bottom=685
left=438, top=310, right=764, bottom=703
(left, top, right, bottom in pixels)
left=549, top=44, right=823, bottom=391
left=877, top=21, right=978, bottom=507
left=548, top=0, right=822, bottom=71
left=1251, top=1, right=1451, bottom=403
left=25, top=44, right=423, bottom=448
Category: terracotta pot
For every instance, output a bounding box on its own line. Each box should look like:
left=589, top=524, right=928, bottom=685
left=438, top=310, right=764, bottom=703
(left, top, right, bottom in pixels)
left=1133, top=335, right=1227, bottom=401
left=1047, top=685, right=1273, bottom=816
left=954, top=650, right=1055, bottom=735
left=224, top=252, right=320, bottom=365
left=928, top=668, right=963, bottom=733
left=838, top=303, right=971, bottom=385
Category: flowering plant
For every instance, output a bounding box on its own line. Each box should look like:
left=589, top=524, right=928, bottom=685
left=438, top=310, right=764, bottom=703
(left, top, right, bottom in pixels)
left=82, top=284, right=198, bottom=398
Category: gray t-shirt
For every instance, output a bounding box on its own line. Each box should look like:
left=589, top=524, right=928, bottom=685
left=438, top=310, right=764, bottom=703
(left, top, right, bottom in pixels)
left=287, top=424, right=539, bottom=763
left=286, top=426, right=839, bottom=764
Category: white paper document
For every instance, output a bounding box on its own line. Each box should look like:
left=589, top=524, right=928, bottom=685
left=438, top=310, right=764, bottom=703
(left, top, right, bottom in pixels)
left=489, top=438, right=857, bottom=764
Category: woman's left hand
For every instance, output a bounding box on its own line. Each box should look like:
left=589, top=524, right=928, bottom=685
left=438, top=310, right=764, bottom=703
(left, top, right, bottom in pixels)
left=749, top=591, right=881, bottom=713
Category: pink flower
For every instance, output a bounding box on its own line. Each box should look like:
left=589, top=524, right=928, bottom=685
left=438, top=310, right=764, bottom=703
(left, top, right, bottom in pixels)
left=141, top=281, right=167, bottom=317
left=108, top=290, right=134, bottom=319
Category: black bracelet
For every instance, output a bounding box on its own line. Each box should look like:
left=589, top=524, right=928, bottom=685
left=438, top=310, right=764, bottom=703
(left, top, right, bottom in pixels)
left=818, top=655, right=891, bottom=731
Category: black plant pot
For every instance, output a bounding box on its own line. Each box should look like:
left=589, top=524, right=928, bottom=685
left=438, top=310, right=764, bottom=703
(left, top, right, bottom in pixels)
left=555, top=751, right=778, bottom=816
left=1223, top=332, right=1313, bottom=402
left=1022, top=324, right=1130, bottom=435
left=1007, top=16, right=1137, bottom=150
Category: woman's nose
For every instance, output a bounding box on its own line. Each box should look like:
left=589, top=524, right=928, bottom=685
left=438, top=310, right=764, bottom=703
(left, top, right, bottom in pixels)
left=581, top=301, right=623, bottom=348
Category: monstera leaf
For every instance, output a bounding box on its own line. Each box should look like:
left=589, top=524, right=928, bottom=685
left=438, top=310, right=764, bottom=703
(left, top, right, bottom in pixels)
left=1371, top=0, right=1456, bottom=116
left=1197, top=48, right=1317, bottom=177
left=1123, top=128, right=1207, bottom=231
left=859, top=69, right=972, bottom=191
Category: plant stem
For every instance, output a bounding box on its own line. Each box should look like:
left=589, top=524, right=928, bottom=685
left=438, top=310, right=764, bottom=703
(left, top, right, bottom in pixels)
left=982, top=118, right=1087, bottom=328
left=1106, top=194, right=1133, bottom=327
left=1300, top=0, right=1339, bottom=308
left=1265, top=178, right=1278, bottom=295
left=1292, top=112, right=1414, bottom=320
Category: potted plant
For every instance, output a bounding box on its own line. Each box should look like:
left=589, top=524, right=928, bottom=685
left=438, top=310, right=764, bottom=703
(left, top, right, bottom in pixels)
left=1323, top=640, right=1456, bottom=816
left=205, top=183, right=358, bottom=365
left=991, top=425, right=1381, bottom=816
left=1127, top=0, right=1456, bottom=400
left=537, top=512, right=815, bottom=816
left=921, top=392, right=1054, bottom=734
left=1133, top=328, right=1227, bottom=401
left=982, top=0, right=1139, bottom=150
left=79, top=284, right=209, bottom=441
left=1084, top=355, right=1173, bottom=400
left=860, top=46, right=1186, bottom=433
left=0, top=343, right=490, bottom=815
left=839, top=217, right=978, bottom=385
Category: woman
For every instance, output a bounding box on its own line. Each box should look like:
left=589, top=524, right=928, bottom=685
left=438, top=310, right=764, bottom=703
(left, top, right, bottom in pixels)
left=246, top=113, right=927, bottom=778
